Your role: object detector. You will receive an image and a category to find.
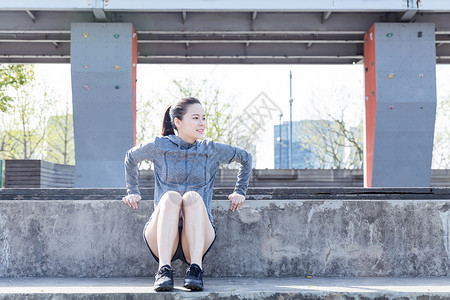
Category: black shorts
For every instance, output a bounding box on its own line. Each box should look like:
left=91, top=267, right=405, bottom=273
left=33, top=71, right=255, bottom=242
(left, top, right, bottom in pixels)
left=143, top=217, right=217, bottom=265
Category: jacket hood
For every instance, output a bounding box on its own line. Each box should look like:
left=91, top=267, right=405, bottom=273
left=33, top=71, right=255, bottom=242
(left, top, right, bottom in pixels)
left=166, top=135, right=198, bottom=149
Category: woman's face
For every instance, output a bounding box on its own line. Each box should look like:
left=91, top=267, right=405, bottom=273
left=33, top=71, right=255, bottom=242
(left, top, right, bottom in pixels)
left=174, top=103, right=206, bottom=143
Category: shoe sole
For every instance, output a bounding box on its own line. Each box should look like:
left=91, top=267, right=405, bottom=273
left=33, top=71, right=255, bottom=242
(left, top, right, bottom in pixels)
left=154, top=285, right=174, bottom=292
left=184, top=283, right=203, bottom=291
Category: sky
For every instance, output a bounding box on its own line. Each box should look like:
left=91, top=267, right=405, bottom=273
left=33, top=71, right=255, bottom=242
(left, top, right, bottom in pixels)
left=33, top=63, right=449, bottom=169
left=34, top=63, right=365, bottom=121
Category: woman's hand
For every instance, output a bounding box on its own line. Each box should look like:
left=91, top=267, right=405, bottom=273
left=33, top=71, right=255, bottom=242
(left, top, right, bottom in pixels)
left=228, top=193, right=245, bottom=211
left=122, top=194, right=141, bottom=209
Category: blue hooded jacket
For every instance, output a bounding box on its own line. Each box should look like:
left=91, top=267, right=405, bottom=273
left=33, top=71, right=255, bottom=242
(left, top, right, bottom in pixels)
left=124, top=135, right=252, bottom=225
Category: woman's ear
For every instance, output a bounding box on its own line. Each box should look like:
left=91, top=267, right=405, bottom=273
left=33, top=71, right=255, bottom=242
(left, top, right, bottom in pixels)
left=174, top=117, right=181, bottom=129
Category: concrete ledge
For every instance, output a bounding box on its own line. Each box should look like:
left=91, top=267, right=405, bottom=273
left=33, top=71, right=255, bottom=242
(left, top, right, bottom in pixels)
left=1, top=188, right=450, bottom=278
left=1, top=187, right=449, bottom=200
left=1, top=277, right=450, bottom=299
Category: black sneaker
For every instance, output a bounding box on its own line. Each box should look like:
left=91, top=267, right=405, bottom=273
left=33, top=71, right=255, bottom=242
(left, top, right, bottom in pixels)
left=183, top=263, right=204, bottom=291
left=154, top=265, right=174, bottom=291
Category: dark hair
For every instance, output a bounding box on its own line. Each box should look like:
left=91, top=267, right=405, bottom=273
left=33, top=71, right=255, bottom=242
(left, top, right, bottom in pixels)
left=161, top=97, right=202, bottom=136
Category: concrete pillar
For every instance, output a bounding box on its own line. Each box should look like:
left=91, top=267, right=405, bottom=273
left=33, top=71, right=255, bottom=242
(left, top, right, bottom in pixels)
left=70, top=23, right=137, bottom=187
left=364, top=23, right=436, bottom=187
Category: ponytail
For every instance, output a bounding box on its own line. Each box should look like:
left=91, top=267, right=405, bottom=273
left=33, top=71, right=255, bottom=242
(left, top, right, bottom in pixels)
left=161, top=105, right=175, bottom=136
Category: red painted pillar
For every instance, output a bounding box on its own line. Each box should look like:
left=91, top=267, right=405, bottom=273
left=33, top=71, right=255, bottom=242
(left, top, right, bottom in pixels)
left=364, top=25, right=376, bottom=188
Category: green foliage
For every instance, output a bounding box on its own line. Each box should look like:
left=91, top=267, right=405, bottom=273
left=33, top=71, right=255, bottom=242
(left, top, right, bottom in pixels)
left=45, top=113, right=75, bottom=165
left=136, top=95, right=165, bottom=145
left=0, top=64, right=75, bottom=165
left=0, top=64, right=35, bottom=112
left=0, top=128, right=42, bottom=159
left=0, top=81, right=60, bottom=161
left=0, top=86, right=52, bottom=159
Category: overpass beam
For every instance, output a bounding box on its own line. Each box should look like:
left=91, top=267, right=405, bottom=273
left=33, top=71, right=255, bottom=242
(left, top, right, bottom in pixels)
left=363, top=23, right=436, bottom=187
left=70, top=23, right=137, bottom=187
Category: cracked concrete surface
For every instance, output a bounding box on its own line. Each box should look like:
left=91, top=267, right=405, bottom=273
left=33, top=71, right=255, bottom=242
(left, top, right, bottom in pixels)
left=1, top=197, right=450, bottom=277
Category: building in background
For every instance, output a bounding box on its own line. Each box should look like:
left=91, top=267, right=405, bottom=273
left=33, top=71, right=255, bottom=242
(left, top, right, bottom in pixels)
left=274, top=121, right=308, bottom=169
left=274, top=120, right=352, bottom=169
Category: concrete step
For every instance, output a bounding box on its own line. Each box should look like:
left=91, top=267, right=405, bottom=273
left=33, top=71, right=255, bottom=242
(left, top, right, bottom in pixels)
left=1, top=188, right=450, bottom=278
left=1, top=277, right=450, bottom=299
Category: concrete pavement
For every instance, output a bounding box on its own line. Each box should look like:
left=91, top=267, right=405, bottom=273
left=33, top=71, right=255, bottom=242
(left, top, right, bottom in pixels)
left=1, top=277, right=450, bottom=299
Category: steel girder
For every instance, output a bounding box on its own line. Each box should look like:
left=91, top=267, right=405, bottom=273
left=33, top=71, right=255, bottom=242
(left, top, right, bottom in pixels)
left=0, top=7, right=449, bottom=64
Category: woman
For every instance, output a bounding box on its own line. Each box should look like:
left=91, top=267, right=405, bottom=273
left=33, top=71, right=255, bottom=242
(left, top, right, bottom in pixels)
left=122, top=97, right=252, bottom=291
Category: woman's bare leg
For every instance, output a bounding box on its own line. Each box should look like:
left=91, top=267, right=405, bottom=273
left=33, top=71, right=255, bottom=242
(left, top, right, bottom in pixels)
left=144, top=191, right=182, bottom=268
left=181, top=191, right=216, bottom=269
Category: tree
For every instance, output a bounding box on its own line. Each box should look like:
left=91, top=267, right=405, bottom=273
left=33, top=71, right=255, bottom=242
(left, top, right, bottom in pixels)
left=136, top=94, right=165, bottom=145
left=136, top=77, right=255, bottom=169
left=300, top=85, right=364, bottom=169
left=301, top=120, right=345, bottom=169
left=0, top=64, right=35, bottom=112
left=1, top=69, right=76, bottom=165
left=0, top=82, right=55, bottom=160
left=172, top=78, right=256, bottom=168
left=172, top=78, right=237, bottom=144
left=44, top=101, right=75, bottom=165
left=138, top=77, right=247, bottom=146
left=313, top=114, right=363, bottom=169
left=432, top=93, right=450, bottom=169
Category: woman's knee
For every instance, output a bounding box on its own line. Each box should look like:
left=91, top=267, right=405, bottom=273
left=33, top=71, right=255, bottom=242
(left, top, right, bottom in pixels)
left=182, top=191, right=203, bottom=207
left=160, top=191, right=183, bottom=207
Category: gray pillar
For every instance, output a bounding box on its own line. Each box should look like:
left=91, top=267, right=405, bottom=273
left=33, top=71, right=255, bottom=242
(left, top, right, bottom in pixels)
left=364, top=23, right=436, bottom=187
left=71, top=23, right=137, bottom=187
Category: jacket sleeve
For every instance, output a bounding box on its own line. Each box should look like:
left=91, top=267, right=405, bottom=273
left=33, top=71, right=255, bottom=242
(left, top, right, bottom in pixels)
left=124, top=139, right=156, bottom=195
left=214, top=141, right=252, bottom=196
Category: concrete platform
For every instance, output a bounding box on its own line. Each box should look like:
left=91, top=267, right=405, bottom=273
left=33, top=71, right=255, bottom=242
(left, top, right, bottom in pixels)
left=1, top=188, right=450, bottom=278
left=1, top=277, right=450, bottom=299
